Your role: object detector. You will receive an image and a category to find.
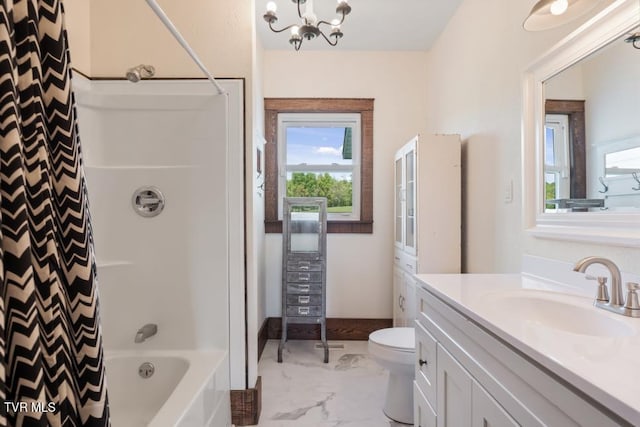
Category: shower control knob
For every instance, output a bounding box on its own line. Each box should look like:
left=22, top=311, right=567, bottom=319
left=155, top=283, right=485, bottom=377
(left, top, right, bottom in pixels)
left=132, top=186, right=165, bottom=218
left=419, top=359, right=428, bottom=367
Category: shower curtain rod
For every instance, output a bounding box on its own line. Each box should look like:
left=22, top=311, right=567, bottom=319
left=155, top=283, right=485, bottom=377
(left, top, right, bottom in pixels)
left=145, top=0, right=226, bottom=95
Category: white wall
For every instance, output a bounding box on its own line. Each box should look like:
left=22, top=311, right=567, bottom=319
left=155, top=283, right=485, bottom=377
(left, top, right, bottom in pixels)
left=427, top=0, right=640, bottom=274
left=263, top=51, right=429, bottom=318
left=246, top=2, right=266, bottom=390
left=582, top=38, right=640, bottom=145
left=63, top=0, right=91, bottom=74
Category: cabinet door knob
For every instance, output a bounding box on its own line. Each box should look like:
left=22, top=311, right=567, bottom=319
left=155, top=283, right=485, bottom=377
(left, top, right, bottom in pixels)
left=419, top=359, right=428, bottom=367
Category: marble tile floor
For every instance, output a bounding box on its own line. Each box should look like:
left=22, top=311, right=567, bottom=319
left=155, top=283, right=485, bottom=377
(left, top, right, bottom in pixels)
left=257, top=340, right=409, bottom=427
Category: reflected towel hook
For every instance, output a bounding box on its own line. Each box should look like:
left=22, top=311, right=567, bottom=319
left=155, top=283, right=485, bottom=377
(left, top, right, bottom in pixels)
left=598, top=176, right=609, bottom=193
left=632, top=172, right=640, bottom=191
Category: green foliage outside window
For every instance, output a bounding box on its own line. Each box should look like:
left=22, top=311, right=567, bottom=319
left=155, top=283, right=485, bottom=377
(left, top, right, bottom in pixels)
left=545, top=181, right=556, bottom=210
left=287, top=172, right=352, bottom=212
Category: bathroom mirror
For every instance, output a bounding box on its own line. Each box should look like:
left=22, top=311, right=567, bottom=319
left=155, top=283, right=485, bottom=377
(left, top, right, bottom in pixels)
left=523, top=0, right=640, bottom=246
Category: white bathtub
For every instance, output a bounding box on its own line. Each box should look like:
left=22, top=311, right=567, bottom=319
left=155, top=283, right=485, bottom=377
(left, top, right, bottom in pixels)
left=105, top=350, right=230, bottom=427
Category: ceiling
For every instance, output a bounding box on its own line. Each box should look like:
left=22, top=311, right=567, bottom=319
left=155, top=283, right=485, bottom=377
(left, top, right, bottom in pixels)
left=256, top=0, right=465, bottom=51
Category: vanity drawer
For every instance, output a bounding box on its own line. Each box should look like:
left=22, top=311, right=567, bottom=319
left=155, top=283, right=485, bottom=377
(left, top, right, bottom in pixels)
left=414, top=381, right=436, bottom=427
left=286, top=283, right=323, bottom=295
left=404, top=255, right=417, bottom=275
left=394, top=249, right=417, bottom=274
left=415, top=320, right=437, bottom=409
left=287, top=260, right=322, bottom=272
left=286, top=305, right=322, bottom=317
left=286, top=294, right=322, bottom=305
left=286, top=271, right=322, bottom=283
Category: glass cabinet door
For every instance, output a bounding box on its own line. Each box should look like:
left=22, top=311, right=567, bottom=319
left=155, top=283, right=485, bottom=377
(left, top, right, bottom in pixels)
left=289, top=204, right=321, bottom=253
left=405, top=147, right=416, bottom=254
left=395, top=156, right=403, bottom=248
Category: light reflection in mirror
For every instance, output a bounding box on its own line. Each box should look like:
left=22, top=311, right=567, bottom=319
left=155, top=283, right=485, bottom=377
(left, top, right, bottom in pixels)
left=605, top=147, right=640, bottom=177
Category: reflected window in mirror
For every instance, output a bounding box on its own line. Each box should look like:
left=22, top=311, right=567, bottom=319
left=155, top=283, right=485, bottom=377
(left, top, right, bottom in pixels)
left=544, top=114, right=570, bottom=210
left=543, top=28, right=639, bottom=212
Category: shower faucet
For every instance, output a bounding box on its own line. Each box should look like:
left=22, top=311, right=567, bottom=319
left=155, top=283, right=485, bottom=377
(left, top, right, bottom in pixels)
left=134, top=323, right=158, bottom=343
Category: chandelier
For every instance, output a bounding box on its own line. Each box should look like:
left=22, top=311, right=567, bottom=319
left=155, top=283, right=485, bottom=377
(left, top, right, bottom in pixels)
left=626, top=33, right=640, bottom=49
left=263, top=0, right=352, bottom=51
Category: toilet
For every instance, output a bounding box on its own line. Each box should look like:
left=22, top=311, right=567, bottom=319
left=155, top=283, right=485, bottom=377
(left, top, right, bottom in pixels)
left=368, top=327, right=415, bottom=424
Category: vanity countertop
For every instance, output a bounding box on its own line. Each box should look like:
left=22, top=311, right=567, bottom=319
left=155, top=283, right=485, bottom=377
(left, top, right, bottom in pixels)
left=414, top=273, right=640, bottom=425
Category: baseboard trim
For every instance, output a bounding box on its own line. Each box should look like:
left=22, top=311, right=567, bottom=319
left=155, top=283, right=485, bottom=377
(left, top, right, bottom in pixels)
left=266, top=317, right=392, bottom=341
left=230, top=376, right=262, bottom=426
left=258, top=318, right=269, bottom=361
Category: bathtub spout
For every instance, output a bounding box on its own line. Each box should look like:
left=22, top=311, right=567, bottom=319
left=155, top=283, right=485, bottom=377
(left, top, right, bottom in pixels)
left=135, top=323, right=158, bottom=343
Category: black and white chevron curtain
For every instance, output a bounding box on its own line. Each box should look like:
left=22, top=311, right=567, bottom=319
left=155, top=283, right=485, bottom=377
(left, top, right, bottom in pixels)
left=0, top=0, right=109, bottom=426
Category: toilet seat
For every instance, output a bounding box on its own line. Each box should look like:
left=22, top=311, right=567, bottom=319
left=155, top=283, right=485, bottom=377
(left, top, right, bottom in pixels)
left=369, top=327, right=415, bottom=352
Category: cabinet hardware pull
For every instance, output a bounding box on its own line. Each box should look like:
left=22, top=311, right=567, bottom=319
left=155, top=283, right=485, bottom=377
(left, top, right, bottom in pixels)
left=298, top=307, right=310, bottom=315
left=298, top=284, right=310, bottom=292
left=299, top=273, right=310, bottom=281
left=298, top=296, right=310, bottom=304
left=419, top=359, right=428, bottom=367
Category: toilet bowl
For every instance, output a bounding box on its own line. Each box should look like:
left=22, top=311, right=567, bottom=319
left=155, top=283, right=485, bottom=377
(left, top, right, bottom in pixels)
left=368, top=327, right=415, bottom=425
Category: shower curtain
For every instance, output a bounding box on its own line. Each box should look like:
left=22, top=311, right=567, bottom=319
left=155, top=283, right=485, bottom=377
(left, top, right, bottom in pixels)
left=0, top=0, right=109, bottom=426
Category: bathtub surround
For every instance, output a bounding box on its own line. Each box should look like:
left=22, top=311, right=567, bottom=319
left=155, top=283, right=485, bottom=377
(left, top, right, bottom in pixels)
left=0, top=1, right=109, bottom=425
left=74, top=77, right=241, bottom=425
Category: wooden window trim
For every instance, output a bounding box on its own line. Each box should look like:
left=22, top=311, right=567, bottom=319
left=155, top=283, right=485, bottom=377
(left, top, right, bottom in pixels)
left=545, top=99, right=586, bottom=198
left=264, top=98, right=374, bottom=233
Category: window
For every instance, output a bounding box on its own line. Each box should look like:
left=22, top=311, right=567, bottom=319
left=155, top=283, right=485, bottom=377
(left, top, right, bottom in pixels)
left=278, top=113, right=360, bottom=221
left=264, top=98, right=374, bottom=233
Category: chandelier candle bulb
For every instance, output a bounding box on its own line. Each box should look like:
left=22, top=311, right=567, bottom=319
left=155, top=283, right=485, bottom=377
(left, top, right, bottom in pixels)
left=266, top=1, right=277, bottom=13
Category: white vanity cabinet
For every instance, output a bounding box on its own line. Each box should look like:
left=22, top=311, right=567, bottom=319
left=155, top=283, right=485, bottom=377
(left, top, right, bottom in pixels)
left=393, top=264, right=417, bottom=327
left=414, top=322, right=517, bottom=427
left=414, top=279, right=632, bottom=427
left=436, top=343, right=518, bottom=427
left=393, top=134, right=460, bottom=327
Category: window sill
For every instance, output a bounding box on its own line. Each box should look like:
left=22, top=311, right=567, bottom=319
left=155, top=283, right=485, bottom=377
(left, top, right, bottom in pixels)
left=265, top=220, right=373, bottom=234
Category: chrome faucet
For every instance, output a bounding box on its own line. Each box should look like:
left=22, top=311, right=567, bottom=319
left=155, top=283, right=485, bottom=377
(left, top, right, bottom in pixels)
left=573, top=256, right=624, bottom=306
left=135, top=323, right=158, bottom=343
left=573, top=256, right=640, bottom=317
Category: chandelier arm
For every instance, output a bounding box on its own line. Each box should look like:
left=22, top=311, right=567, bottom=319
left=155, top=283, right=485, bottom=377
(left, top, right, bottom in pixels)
left=268, top=21, right=300, bottom=34
left=318, top=10, right=346, bottom=28
left=296, top=1, right=304, bottom=19
left=318, top=30, right=338, bottom=47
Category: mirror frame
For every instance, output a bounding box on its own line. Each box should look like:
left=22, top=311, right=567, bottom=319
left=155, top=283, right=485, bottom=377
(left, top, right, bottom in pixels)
left=522, top=0, right=640, bottom=248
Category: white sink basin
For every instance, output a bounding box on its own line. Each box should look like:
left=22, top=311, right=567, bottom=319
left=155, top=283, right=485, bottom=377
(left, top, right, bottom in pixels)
left=481, top=290, right=636, bottom=337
